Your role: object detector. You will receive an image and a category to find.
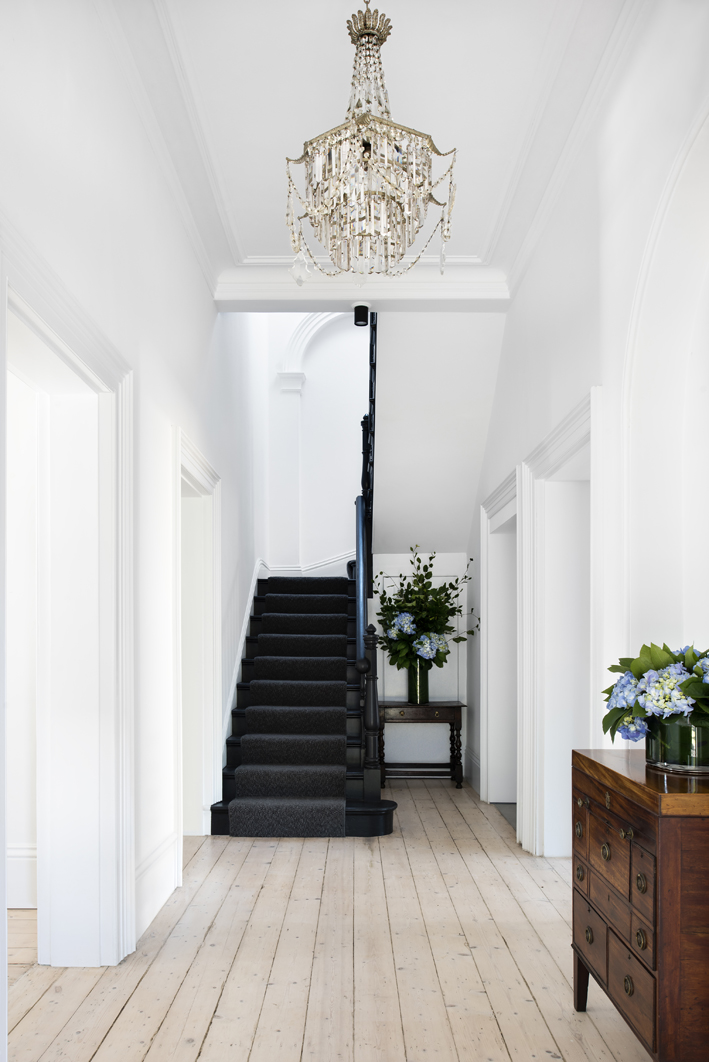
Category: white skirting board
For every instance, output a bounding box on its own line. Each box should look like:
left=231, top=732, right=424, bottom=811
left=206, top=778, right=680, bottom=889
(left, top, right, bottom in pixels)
left=7, top=844, right=37, bottom=908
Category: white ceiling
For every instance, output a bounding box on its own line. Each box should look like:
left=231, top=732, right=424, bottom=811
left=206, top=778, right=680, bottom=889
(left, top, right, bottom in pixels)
left=108, top=0, right=633, bottom=308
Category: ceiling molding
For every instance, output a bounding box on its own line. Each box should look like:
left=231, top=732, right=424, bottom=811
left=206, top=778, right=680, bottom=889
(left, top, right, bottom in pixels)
left=93, top=0, right=218, bottom=291
left=480, top=0, right=584, bottom=265
left=152, top=0, right=245, bottom=264
left=508, top=0, right=647, bottom=293
left=215, top=263, right=509, bottom=313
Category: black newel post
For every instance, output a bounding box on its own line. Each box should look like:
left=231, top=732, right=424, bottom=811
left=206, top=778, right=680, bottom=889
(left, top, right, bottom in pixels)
left=362, top=623, right=381, bottom=801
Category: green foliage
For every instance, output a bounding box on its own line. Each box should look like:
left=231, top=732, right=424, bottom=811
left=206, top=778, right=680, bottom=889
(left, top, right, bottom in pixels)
left=375, top=546, right=479, bottom=671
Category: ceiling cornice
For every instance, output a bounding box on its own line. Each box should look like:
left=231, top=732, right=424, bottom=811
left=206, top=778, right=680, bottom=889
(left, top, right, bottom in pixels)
left=215, top=263, right=509, bottom=313
left=507, top=0, right=647, bottom=293
left=94, top=0, right=219, bottom=291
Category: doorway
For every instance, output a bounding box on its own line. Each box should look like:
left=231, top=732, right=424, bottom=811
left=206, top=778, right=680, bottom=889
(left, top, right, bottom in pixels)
left=174, top=432, right=221, bottom=844
left=487, top=512, right=518, bottom=829
left=4, top=297, right=134, bottom=968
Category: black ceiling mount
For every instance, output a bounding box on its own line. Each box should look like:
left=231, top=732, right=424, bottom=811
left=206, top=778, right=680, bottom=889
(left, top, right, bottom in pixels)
left=353, top=304, right=370, bottom=327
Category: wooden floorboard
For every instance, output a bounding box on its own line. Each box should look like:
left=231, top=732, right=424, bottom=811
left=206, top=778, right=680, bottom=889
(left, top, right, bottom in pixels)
left=6, top=793, right=653, bottom=1062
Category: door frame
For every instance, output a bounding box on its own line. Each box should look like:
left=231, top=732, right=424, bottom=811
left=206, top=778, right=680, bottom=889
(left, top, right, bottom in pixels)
left=1, top=223, right=135, bottom=974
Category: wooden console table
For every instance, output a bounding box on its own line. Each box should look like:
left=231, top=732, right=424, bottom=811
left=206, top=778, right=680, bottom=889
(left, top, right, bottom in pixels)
left=378, top=701, right=464, bottom=788
left=572, top=748, right=709, bottom=1061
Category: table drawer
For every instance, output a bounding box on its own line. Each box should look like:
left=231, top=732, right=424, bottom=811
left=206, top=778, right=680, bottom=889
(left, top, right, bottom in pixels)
left=631, top=843, right=656, bottom=924
left=383, top=705, right=456, bottom=723
left=608, top=930, right=656, bottom=1052
left=589, top=873, right=631, bottom=941
left=631, top=910, right=655, bottom=970
left=589, top=811, right=630, bottom=897
left=573, top=891, right=607, bottom=985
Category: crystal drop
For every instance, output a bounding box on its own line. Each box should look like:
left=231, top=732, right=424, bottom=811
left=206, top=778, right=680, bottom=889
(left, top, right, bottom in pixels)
left=439, top=240, right=446, bottom=276
left=289, top=250, right=310, bottom=287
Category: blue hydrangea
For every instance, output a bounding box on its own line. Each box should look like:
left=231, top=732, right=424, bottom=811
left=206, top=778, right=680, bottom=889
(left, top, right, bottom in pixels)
left=674, top=645, right=691, bottom=658
left=413, top=635, right=437, bottom=660
left=698, top=657, right=709, bottom=685
left=607, top=670, right=639, bottom=712
left=617, top=714, right=649, bottom=741
left=392, top=612, right=416, bottom=635
left=430, top=633, right=448, bottom=652
left=387, top=628, right=398, bottom=640
left=636, top=663, right=695, bottom=718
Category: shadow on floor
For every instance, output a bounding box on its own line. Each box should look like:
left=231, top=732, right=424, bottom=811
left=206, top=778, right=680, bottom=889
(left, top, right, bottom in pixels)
left=492, top=802, right=516, bottom=830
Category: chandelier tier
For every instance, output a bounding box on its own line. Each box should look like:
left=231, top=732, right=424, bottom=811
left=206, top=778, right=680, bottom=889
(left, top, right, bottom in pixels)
left=286, top=1, right=456, bottom=282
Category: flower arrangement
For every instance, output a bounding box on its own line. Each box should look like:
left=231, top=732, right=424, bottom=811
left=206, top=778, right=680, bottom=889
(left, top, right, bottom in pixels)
left=602, top=642, right=709, bottom=741
left=376, top=547, right=479, bottom=672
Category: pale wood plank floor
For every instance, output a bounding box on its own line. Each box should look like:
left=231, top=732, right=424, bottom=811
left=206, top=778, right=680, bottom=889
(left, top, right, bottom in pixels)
left=7, top=782, right=653, bottom=1062
left=8, top=911, right=37, bottom=987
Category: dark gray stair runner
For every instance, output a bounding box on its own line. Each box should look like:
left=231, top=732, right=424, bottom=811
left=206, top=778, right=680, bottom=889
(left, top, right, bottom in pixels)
left=228, top=576, right=351, bottom=837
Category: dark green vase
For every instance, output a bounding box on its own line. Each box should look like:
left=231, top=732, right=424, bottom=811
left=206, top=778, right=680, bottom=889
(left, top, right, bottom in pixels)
left=645, top=716, right=709, bottom=773
left=407, top=661, right=429, bottom=705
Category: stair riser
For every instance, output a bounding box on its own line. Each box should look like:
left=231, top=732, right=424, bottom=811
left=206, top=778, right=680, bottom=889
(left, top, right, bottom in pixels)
left=240, top=659, right=358, bottom=683
left=226, top=738, right=363, bottom=770
left=257, top=578, right=355, bottom=598
left=231, top=706, right=361, bottom=739
left=236, top=684, right=361, bottom=710
left=244, top=636, right=354, bottom=660
left=249, top=616, right=356, bottom=638
left=253, top=597, right=356, bottom=617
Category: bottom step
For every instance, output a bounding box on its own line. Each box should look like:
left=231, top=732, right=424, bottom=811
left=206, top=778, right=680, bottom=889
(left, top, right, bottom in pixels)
left=209, top=797, right=397, bottom=838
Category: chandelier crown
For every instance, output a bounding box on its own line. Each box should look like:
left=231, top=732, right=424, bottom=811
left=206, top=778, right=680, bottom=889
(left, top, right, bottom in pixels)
left=346, top=3, right=392, bottom=47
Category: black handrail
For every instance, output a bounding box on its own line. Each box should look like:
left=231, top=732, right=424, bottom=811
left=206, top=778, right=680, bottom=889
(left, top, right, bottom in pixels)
left=360, top=311, right=377, bottom=597
left=355, top=495, right=367, bottom=665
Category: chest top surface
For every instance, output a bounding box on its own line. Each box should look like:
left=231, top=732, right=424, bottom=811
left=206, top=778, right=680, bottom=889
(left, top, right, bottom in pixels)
left=573, top=749, right=709, bottom=816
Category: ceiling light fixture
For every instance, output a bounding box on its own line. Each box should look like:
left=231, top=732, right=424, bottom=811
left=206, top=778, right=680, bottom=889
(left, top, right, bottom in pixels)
left=286, top=1, right=456, bottom=284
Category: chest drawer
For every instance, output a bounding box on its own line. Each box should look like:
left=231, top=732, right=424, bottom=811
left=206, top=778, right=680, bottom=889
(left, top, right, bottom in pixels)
left=572, top=767, right=656, bottom=852
left=631, top=910, right=655, bottom=970
left=572, top=790, right=589, bottom=861
left=589, top=811, right=631, bottom=897
left=631, top=843, right=656, bottom=924
left=574, top=858, right=589, bottom=894
left=589, top=873, right=630, bottom=941
left=608, top=930, right=656, bottom=1053
left=573, top=891, right=607, bottom=985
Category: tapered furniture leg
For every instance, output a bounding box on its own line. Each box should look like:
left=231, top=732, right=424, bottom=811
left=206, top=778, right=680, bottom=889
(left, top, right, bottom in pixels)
left=574, top=951, right=590, bottom=1012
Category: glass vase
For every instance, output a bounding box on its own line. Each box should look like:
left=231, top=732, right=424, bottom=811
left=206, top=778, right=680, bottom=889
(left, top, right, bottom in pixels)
left=645, top=716, right=709, bottom=773
left=407, top=660, right=429, bottom=705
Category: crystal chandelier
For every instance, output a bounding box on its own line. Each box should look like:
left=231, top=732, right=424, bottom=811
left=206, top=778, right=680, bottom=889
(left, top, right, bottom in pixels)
left=286, top=1, right=456, bottom=283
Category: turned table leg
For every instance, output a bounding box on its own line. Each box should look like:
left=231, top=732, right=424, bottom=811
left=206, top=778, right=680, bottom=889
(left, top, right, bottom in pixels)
left=450, top=722, right=463, bottom=788
left=573, top=951, right=590, bottom=1011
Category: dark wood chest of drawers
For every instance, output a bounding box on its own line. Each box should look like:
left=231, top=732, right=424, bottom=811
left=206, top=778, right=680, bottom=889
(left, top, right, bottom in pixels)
left=572, top=749, right=709, bottom=1061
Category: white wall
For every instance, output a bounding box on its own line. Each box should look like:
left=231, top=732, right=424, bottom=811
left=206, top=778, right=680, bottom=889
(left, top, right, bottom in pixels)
left=467, top=0, right=709, bottom=852
left=6, top=373, right=38, bottom=908
left=181, top=487, right=206, bottom=836
left=266, top=313, right=369, bottom=574
left=0, top=1, right=268, bottom=959
left=374, top=313, right=506, bottom=554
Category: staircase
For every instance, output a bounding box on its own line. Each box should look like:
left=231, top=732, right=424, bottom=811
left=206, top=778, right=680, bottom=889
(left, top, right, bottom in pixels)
left=211, top=574, right=395, bottom=837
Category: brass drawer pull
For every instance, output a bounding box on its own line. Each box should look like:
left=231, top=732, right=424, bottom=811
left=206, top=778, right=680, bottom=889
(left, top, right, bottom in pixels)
left=575, top=822, right=583, bottom=839
left=576, top=796, right=589, bottom=808
left=585, top=926, right=594, bottom=945
left=624, top=975, right=634, bottom=997
left=636, top=872, right=647, bottom=894
left=400, top=710, right=405, bottom=716
left=434, top=711, right=439, bottom=717
left=635, top=928, right=647, bottom=951
left=576, top=865, right=585, bottom=882
left=601, top=842, right=611, bottom=861
left=619, top=827, right=634, bottom=840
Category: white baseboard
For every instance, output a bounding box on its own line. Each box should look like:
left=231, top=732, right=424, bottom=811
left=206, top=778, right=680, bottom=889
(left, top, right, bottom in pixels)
left=135, top=832, right=180, bottom=939
left=7, top=844, right=37, bottom=907
left=263, top=549, right=355, bottom=578
left=465, top=746, right=481, bottom=796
